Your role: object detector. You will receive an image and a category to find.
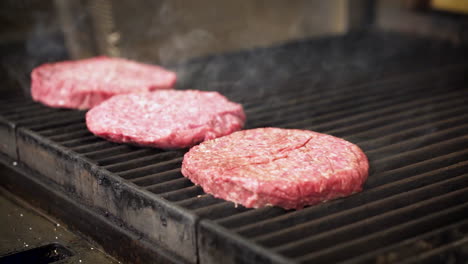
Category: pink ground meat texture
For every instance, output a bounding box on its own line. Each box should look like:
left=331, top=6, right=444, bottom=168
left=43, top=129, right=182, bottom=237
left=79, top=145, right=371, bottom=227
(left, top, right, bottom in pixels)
left=31, top=56, right=176, bottom=109
left=182, top=128, right=369, bottom=210
left=86, top=90, right=246, bottom=149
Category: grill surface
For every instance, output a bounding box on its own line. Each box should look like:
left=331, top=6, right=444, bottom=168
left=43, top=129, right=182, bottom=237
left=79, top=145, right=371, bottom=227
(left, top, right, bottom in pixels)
left=1, top=32, right=468, bottom=264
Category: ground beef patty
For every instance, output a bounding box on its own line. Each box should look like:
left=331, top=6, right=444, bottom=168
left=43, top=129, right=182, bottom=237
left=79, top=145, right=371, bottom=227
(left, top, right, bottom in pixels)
left=182, top=128, right=369, bottom=209
left=86, top=90, right=245, bottom=149
left=31, top=56, right=176, bottom=109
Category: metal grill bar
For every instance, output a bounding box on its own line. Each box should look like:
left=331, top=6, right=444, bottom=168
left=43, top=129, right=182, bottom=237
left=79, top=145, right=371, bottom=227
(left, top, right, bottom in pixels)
left=48, top=130, right=93, bottom=142
left=118, top=157, right=183, bottom=179
left=342, top=218, right=468, bottom=264
left=216, top=207, right=286, bottom=228
left=103, top=151, right=181, bottom=172
left=16, top=111, right=85, bottom=127
left=366, top=125, right=468, bottom=158
left=70, top=141, right=119, bottom=154
left=297, top=200, right=468, bottom=263
left=130, top=168, right=182, bottom=187
left=327, top=107, right=466, bottom=142
left=241, top=63, right=467, bottom=113
left=175, top=194, right=224, bottom=210
left=279, top=186, right=468, bottom=258
left=354, top=123, right=464, bottom=154
left=270, top=88, right=460, bottom=129
left=371, top=136, right=467, bottom=173
left=39, top=123, right=88, bottom=137
left=95, top=148, right=160, bottom=166
left=248, top=77, right=457, bottom=128
left=160, top=186, right=205, bottom=201
left=145, top=177, right=194, bottom=194
left=60, top=135, right=102, bottom=148
left=247, top=86, right=403, bottom=124
left=194, top=202, right=251, bottom=219
left=347, top=105, right=468, bottom=142
left=81, top=145, right=136, bottom=160
left=324, top=99, right=467, bottom=137
left=2, top=108, right=58, bottom=121
left=28, top=116, right=86, bottom=132
left=301, top=91, right=465, bottom=132
left=399, top=236, right=468, bottom=264
left=255, top=170, right=468, bottom=247
left=366, top=148, right=468, bottom=188
left=232, top=157, right=468, bottom=237
left=354, top=111, right=468, bottom=150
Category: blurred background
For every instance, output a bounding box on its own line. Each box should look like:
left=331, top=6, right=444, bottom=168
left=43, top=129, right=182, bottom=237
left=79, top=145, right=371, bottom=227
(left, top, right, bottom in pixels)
left=1, top=0, right=468, bottom=98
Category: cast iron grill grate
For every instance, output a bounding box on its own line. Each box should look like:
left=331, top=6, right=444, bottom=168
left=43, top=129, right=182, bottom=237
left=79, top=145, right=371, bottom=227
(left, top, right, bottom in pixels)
left=0, top=63, right=467, bottom=263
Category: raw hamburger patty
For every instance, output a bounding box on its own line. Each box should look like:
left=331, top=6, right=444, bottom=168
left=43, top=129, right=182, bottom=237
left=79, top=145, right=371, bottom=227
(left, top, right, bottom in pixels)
left=86, top=90, right=245, bottom=149
left=182, top=128, right=369, bottom=209
left=31, top=56, right=176, bottom=109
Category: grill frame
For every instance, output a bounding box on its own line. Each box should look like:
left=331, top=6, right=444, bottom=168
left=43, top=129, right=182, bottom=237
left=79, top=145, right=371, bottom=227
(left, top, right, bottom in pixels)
left=14, top=125, right=199, bottom=263
left=0, top=116, right=16, bottom=160
left=0, top=153, right=188, bottom=264
left=1, top=32, right=468, bottom=264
